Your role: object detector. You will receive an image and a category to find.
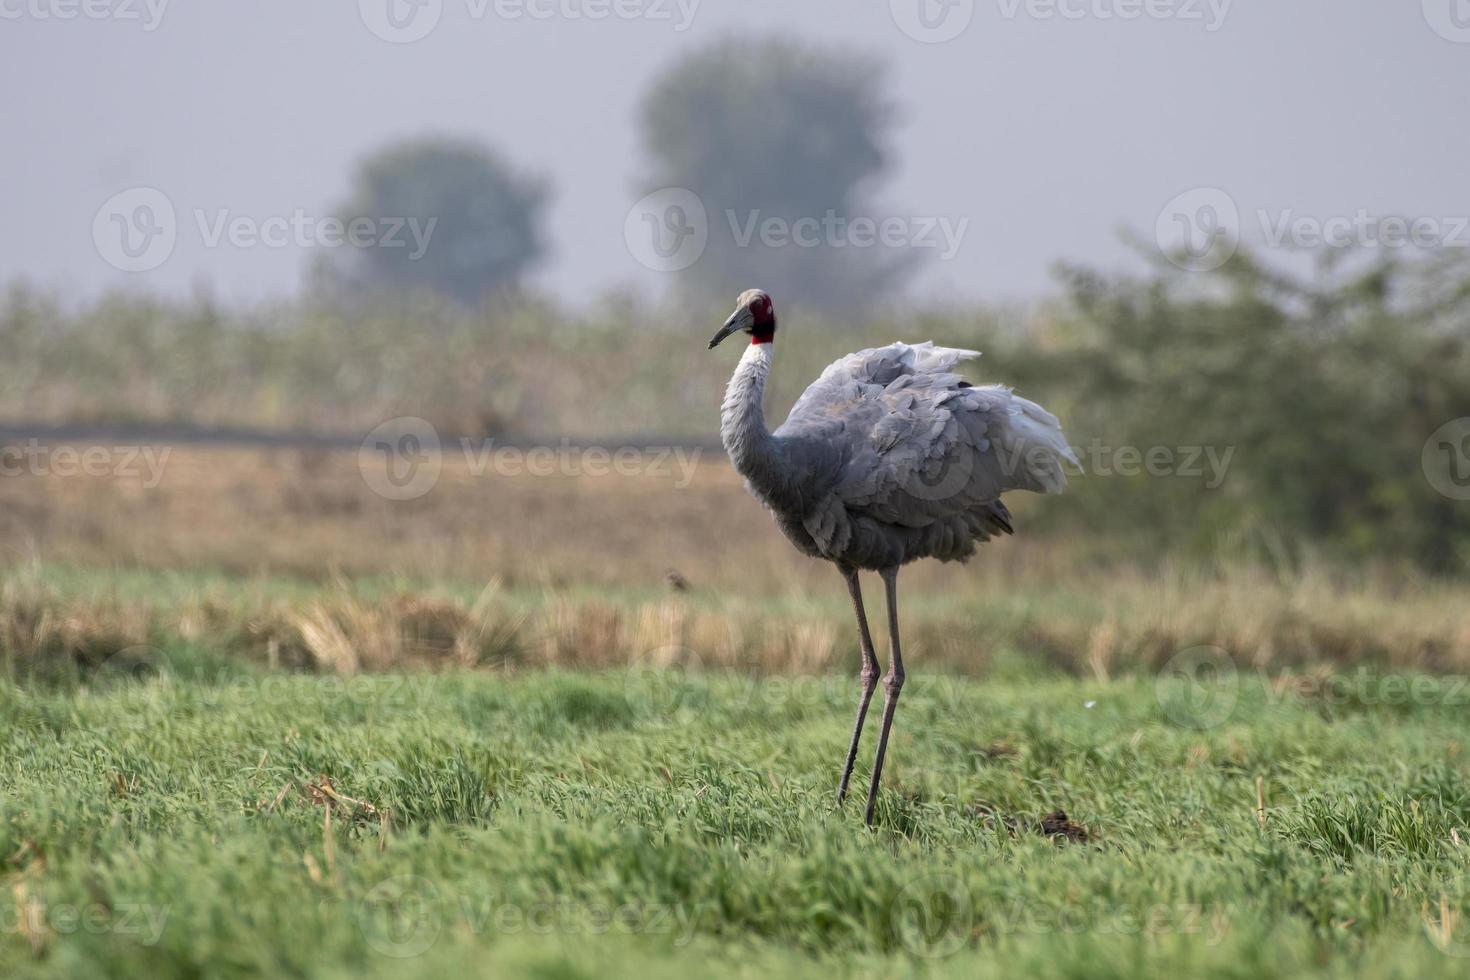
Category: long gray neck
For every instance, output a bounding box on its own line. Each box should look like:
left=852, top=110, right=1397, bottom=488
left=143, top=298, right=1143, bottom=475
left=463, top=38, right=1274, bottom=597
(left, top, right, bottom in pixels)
left=720, top=342, right=787, bottom=498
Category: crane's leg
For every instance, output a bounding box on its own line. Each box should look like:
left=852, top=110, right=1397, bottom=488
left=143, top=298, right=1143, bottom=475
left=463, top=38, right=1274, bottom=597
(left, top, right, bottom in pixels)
left=863, top=566, right=905, bottom=826
left=836, top=565, right=881, bottom=806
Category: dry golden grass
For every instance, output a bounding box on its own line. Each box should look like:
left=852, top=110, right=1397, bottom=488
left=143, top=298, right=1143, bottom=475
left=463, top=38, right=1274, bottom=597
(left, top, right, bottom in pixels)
left=1, top=442, right=788, bottom=587
left=4, top=561, right=1470, bottom=679
left=0, top=440, right=1096, bottom=595
left=2, top=444, right=1469, bottom=676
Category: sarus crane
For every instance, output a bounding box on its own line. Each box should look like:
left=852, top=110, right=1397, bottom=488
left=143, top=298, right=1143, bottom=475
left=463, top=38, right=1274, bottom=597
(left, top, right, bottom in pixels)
left=708, top=288, right=1078, bottom=825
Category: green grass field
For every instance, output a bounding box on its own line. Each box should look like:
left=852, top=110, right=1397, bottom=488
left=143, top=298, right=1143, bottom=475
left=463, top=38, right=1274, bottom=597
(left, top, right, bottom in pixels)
left=6, top=652, right=1470, bottom=978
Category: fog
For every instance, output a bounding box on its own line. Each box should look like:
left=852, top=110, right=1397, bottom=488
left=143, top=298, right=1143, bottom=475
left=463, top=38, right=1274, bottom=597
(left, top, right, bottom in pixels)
left=2, top=1, right=1465, bottom=307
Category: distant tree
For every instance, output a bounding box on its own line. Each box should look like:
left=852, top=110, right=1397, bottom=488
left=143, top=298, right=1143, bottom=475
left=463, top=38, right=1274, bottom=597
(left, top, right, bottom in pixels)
left=638, top=38, right=912, bottom=311
left=320, top=137, right=550, bottom=307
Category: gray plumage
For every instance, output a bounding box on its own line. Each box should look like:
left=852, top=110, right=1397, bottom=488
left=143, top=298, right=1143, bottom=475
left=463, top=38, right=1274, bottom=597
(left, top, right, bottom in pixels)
left=707, top=288, right=1077, bottom=825
left=720, top=338, right=1078, bottom=571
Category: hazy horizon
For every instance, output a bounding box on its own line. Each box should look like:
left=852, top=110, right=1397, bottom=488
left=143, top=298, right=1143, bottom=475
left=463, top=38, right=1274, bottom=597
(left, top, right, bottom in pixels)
left=3, top=1, right=1466, bottom=310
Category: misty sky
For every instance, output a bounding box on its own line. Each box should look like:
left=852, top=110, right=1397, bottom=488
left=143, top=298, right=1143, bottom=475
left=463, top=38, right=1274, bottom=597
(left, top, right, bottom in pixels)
left=2, top=1, right=1466, bottom=309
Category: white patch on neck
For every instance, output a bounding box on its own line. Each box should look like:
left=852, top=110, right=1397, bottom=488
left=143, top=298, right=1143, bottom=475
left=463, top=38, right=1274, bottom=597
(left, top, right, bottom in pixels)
left=741, top=341, right=774, bottom=368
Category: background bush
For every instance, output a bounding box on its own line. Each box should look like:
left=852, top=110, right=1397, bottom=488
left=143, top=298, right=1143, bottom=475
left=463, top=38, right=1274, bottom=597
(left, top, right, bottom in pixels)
left=4, top=248, right=1468, bottom=572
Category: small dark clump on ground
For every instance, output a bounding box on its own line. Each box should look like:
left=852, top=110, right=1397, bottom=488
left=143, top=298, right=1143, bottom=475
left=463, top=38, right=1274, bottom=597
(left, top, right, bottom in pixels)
left=1038, top=809, right=1090, bottom=843
left=974, top=742, right=1018, bottom=761
left=966, top=803, right=1091, bottom=844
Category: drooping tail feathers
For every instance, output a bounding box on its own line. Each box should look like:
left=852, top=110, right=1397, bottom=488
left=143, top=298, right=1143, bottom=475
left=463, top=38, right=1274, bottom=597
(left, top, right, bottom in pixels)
left=1002, top=393, right=1080, bottom=494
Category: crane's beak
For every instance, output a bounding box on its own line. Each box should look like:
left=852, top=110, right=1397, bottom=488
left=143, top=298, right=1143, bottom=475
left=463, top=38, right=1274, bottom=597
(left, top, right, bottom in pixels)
left=708, top=307, right=754, bottom=349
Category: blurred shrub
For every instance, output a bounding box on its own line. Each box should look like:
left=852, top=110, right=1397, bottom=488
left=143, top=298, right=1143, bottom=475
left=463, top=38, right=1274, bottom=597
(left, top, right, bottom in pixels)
left=981, top=250, right=1470, bottom=572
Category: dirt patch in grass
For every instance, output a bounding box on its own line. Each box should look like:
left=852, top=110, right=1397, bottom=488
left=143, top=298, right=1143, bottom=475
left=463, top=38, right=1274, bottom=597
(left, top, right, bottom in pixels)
left=1037, top=809, right=1091, bottom=843
left=967, top=803, right=1092, bottom=844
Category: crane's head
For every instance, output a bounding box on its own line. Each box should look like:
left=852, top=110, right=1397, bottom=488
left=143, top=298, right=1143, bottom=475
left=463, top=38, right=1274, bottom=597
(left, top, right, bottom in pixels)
left=708, top=289, right=776, bottom=349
